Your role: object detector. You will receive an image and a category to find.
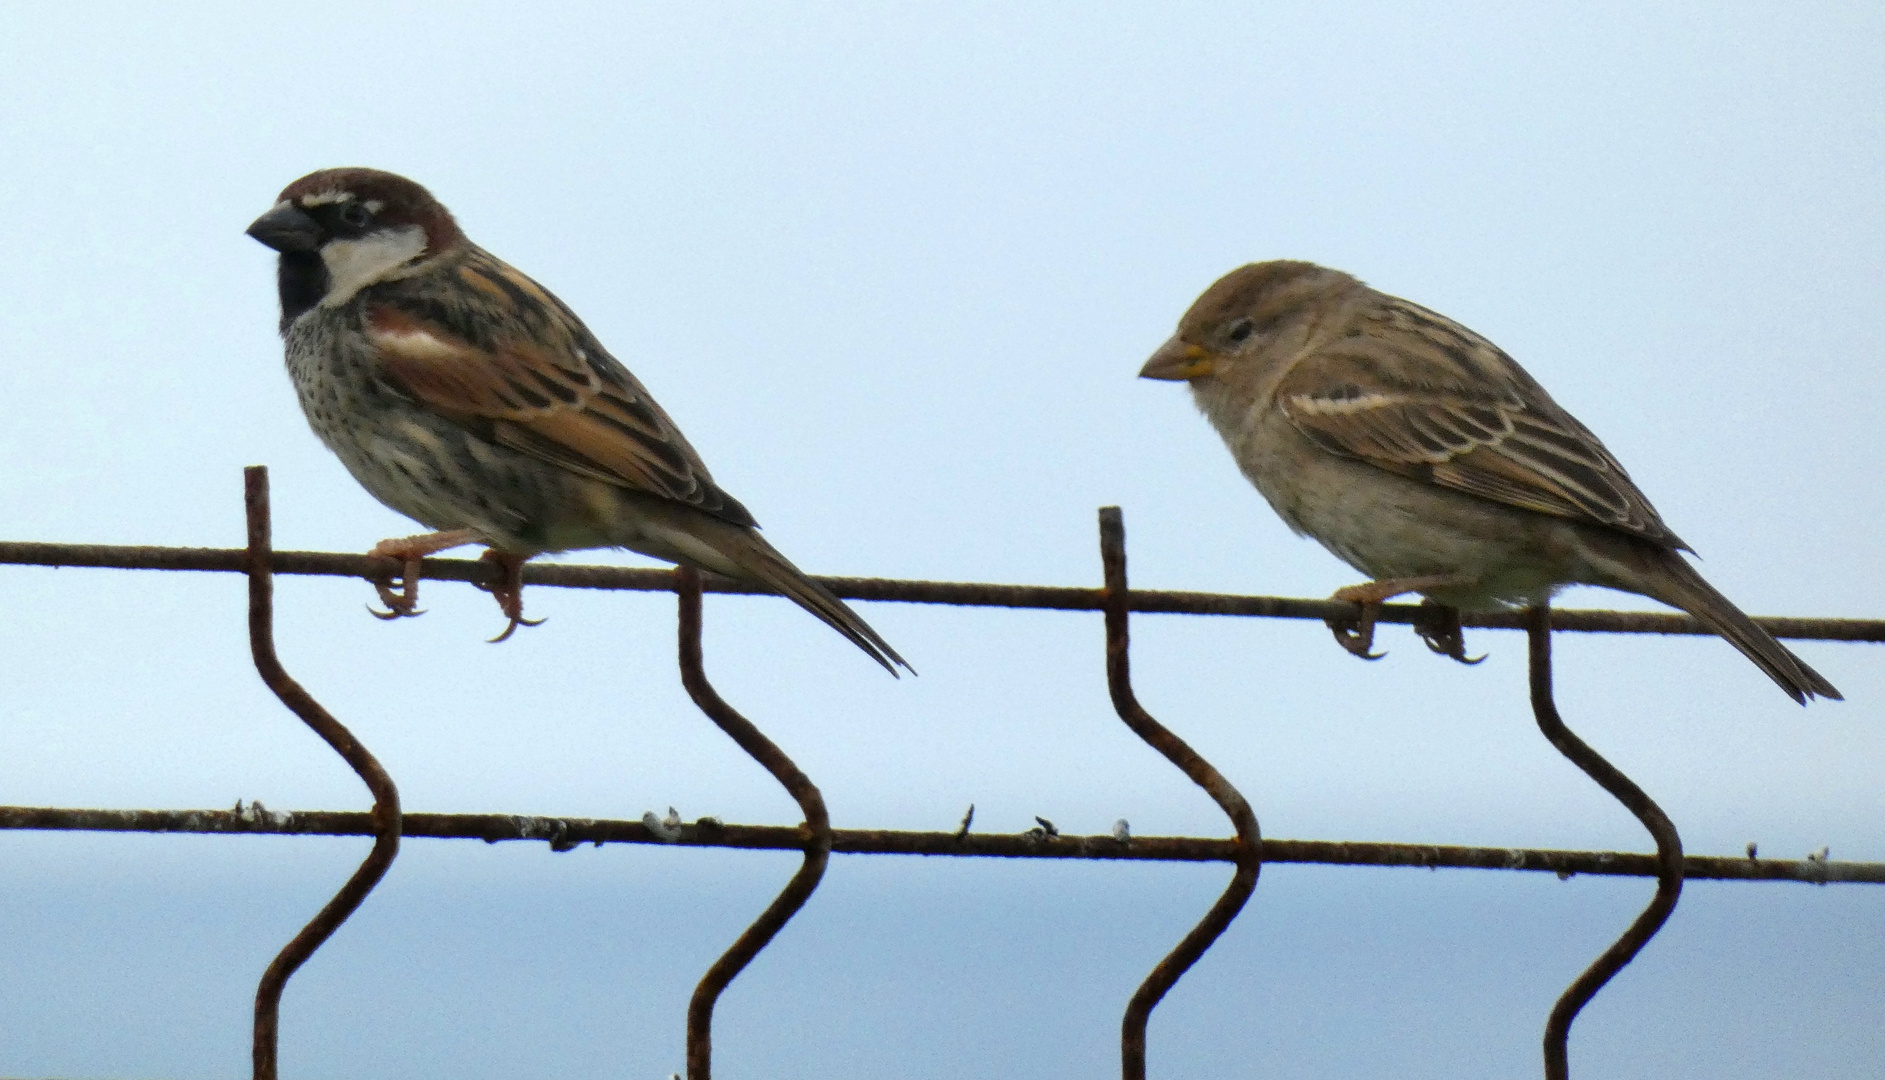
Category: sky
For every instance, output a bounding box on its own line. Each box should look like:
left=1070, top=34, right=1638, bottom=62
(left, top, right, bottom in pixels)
left=1, top=3, right=1881, bottom=1078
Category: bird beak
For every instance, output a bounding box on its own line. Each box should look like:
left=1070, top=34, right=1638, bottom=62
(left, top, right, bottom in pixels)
left=245, top=203, right=322, bottom=253
left=1139, top=336, right=1217, bottom=381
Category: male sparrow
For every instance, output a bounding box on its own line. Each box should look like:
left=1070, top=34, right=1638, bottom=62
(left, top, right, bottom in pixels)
left=1140, top=260, right=1839, bottom=704
left=246, top=167, right=906, bottom=673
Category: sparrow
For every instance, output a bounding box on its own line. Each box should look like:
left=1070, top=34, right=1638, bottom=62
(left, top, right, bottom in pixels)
left=245, top=167, right=907, bottom=673
left=1140, top=260, right=1839, bottom=704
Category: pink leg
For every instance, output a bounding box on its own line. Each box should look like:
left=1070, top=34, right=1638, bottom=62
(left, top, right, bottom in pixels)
left=365, top=529, right=481, bottom=620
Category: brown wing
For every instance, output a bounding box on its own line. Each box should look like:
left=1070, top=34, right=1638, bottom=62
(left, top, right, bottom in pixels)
left=1275, top=296, right=1685, bottom=549
left=365, top=251, right=756, bottom=527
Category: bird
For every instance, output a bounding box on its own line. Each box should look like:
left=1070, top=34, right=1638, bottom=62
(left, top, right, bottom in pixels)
left=245, top=167, right=907, bottom=673
left=1139, top=260, right=1839, bottom=704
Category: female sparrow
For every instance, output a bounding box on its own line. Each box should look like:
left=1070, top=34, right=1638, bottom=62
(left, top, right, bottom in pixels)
left=1140, top=260, right=1838, bottom=704
left=246, top=167, right=906, bottom=673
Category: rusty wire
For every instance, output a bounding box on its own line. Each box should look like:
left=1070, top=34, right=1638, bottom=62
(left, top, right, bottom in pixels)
left=675, top=566, right=832, bottom=1080
left=1525, top=604, right=1686, bottom=1080
left=4, top=805, right=1879, bottom=882
left=3, top=538, right=1881, bottom=641
left=1099, top=507, right=1263, bottom=1080
left=242, top=467, right=403, bottom=1080
left=1, top=468, right=1880, bottom=1080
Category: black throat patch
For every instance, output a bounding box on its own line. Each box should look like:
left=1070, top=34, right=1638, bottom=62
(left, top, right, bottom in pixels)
left=277, top=251, right=328, bottom=331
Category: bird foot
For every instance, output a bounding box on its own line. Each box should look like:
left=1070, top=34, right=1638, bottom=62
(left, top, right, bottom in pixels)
left=476, top=549, right=546, bottom=643
left=1326, top=610, right=1387, bottom=658
left=1412, top=600, right=1485, bottom=665
left=368, top=563, right=425, bottom=620
left=1324, top=601, right=1385, bottom=659
left=364, top=529, right=481, bottom=622
left=1325, top=576, right=1471, bottom=662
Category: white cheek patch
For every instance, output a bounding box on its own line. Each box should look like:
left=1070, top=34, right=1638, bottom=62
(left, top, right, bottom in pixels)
left=320, top=225, right=428, bottom=306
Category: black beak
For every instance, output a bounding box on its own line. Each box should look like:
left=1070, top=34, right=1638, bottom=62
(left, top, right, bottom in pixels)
left=245, top=204, right=322, bottom=253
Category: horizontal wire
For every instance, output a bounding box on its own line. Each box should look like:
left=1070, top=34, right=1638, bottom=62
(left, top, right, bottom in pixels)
left=0, top=541, right=1879, bottom=641
left=2, top=806, right=1877, bottom=884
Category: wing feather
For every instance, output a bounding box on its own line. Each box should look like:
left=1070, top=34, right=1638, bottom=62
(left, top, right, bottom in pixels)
left=1277, top=297, right=1684, bottom=548
left=365, top=251, right=756, bottom=527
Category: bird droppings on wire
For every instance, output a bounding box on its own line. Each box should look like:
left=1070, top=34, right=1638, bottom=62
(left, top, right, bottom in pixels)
left=643, top=811, right=683, bottom=843
left=236, top=799, right=291, bottom=828
left=1806, top=847, right=1833, bottom=886
left=1112, top=819, right=1131, bottom=843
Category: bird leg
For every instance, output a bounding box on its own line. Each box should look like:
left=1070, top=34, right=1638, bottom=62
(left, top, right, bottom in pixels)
left=1411, top=599, right=1486, bottom=665
left=365, top=529, right=481, bottom=619
left=1325, top=575, right=1471, bottom=660
left=476, top=549, right=546, bottom=643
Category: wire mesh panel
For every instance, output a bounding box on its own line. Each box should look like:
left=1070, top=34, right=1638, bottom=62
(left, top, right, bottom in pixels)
left=2, top=467, right=1880, bottom=1079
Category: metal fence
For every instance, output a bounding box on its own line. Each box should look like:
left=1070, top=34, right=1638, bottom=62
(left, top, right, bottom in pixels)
left=2, top=465, right=1881, bottom=1080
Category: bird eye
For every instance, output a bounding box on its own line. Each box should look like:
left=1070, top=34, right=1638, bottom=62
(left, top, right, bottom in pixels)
left=1225, top=318, right=1254, bottom=344
left=339, top=202, right=373, bottom=229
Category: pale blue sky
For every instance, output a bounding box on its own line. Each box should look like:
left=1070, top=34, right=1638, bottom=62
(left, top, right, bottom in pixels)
left=1, top=4, right=1880, bottom=1077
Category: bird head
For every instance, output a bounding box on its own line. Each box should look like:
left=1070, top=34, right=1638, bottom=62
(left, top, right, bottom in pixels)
left=1139, top=260, right=1354, bottom=383
left=247, top=168, right=466, bottom=328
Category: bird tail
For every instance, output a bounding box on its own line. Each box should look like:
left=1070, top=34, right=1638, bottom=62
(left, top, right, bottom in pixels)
left=1634, top=549, right=1840, bottom=705
left=654, top=511, right=910, bottom=676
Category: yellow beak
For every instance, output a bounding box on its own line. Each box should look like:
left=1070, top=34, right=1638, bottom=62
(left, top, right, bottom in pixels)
left=1138, top=336, right=1217, bottom=381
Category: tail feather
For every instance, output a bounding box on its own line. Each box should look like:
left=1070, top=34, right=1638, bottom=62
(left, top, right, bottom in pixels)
left=669, top=517, right=909, bottom=676
left=1638, top=551, right=1840, bottom=705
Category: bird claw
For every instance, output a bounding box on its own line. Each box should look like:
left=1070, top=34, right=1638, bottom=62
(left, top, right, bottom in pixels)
left=487, top=613, right=547, bottom=644
left=1413, top=601, right=1485, bottom=665
left=369, top=570, right=424, bottom=621
left=478, top=550, right=543, bottom=644
left=1325, top=601, right=1386, bottom=660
